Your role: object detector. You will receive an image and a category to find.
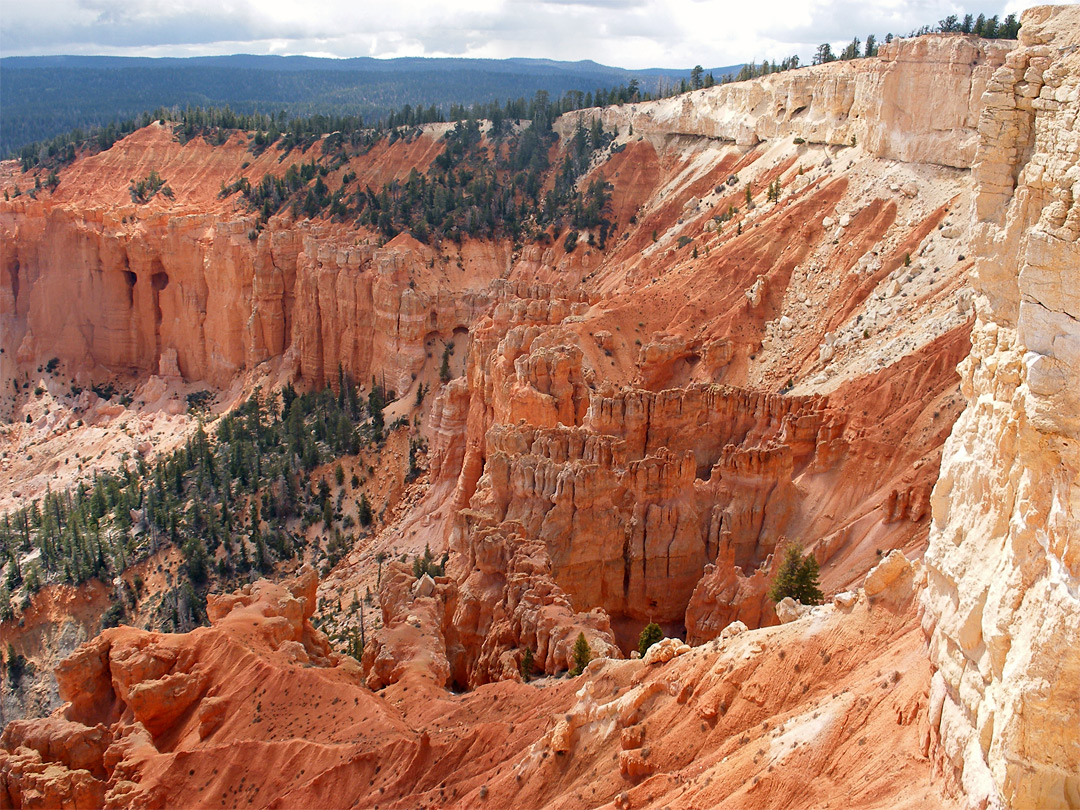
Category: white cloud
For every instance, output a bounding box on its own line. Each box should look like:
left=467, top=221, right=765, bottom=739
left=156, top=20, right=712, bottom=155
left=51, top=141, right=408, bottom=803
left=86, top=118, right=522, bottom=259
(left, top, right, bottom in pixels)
left=2, top=0, right=1027, bottom=67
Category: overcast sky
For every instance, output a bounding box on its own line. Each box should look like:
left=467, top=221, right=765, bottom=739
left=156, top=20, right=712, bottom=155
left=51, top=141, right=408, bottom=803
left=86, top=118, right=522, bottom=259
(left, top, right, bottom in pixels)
left=3, top=0, right=1030, bottom=68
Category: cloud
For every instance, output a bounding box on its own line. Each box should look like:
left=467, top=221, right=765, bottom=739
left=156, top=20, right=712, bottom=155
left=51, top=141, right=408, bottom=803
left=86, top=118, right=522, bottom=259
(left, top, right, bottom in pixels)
left=0, top=0, right=1029, bottom=67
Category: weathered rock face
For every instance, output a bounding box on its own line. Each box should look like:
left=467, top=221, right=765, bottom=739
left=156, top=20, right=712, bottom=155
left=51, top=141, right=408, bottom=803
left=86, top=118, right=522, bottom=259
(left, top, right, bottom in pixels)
left=0, top=130, right=503, bottom=393
left=434, top=221, right=970, bottom=682
left=921, top=6, right=1080, bottom=809
left=0, top=564, right=956, bottom=810
left=4, top=20, right=1066, bottom=810
left=559, top=35, right=1011, bottom=168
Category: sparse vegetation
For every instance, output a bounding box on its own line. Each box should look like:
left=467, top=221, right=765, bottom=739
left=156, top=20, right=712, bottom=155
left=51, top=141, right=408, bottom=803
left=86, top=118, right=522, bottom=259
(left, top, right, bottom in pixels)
left=5, top=643, right=27, bottom=687
left=128, top=169, right=173, bottom=203
left=411, top=543, right=448, bottom=579
left=0, top=378, right=390, bottom=631
left=520, top=647, right=536, bottom=682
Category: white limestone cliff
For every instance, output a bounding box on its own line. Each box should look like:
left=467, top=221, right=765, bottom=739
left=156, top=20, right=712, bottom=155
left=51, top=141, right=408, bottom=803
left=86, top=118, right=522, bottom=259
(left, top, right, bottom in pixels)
left=922, top=6, right=1080, bottom=809
left=559, top=35, right=1011, bottom=169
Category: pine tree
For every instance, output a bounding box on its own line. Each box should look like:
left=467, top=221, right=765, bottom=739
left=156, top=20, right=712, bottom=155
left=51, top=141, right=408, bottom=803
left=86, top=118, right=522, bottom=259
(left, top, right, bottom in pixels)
left=570, top=632, right=592, bottom=676
left=768, top=544, right=824, bottom=605
left=520, top=647, right=536, bottom=682
left=638, top=622, right=663, bottom=657
left=359, top=494, right=373, bottom=527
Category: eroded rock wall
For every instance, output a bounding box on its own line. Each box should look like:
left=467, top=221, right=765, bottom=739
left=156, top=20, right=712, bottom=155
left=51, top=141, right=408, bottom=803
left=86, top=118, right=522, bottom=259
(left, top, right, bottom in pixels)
left=922, top=6, right=1080, bottom=808
left=0, top=200, right=498, bottom=391
left=559, top=35, right=1011, bottom=168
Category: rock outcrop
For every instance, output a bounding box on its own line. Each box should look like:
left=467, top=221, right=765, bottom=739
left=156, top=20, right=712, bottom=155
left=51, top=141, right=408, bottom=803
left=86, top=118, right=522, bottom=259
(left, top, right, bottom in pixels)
left=0, top=564, right=954, bottom=810
left=921, top=6, right=1080, bottom=809
left=5, top=20, right=1069, bottom=810
left=0, top=132, right=502, bottom=393
left=559, top=35, right=1011, bottom=168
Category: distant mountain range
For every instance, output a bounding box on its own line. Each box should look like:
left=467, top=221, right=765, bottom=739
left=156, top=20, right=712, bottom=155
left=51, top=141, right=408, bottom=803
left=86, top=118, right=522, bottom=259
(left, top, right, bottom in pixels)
left=1, top=55, right=742, bottom=156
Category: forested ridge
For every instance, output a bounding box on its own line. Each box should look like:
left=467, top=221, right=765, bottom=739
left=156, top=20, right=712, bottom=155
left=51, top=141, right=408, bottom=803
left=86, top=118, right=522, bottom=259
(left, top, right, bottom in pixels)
left=1, top=55, right=740, bottom=157
left=0, top=378, right=396, bottom=635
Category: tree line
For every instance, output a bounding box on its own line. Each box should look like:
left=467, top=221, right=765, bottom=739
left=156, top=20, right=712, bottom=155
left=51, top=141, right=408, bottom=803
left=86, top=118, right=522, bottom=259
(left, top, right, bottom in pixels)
left=812, top=11, right=1021, bottom=65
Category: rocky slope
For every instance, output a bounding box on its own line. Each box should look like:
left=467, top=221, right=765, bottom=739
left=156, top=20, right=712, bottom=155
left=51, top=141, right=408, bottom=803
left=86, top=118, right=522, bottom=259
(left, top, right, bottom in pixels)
left=1, top=560, right=951, bottom=810
left=921, top=6, right=1080, bottom=809
left=0, top=11, right=1076, bottom=810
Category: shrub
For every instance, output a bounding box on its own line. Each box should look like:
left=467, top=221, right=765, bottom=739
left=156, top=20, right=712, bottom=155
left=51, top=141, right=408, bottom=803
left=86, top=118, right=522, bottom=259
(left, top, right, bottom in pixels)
left=100, top=602, right=126, bottom=630
left=564, top=230, right=579, bottom=253
left=767, top=543, right=824, bottom=605
left=638, top=622, right=663, bottom=657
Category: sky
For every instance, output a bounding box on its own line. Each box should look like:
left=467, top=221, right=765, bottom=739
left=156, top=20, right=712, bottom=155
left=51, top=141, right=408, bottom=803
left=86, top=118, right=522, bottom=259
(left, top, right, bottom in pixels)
left=2, top=0, right=1030, bottom=69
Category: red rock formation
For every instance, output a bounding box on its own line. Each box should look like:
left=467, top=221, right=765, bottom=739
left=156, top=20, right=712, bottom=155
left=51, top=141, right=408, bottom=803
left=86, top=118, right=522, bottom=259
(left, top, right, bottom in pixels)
left=0, top=562, right=954, bottom=810
left=0, top=28, right=1023, bottom=809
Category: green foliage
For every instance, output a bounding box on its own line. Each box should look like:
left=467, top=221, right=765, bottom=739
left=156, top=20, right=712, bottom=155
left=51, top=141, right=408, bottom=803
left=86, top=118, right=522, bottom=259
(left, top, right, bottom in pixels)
left=439, top=343, right=454, bottom=384
left=570, top=632, right=592, bottom=676
left=358, top=494, right=374, bottom=527
left=5, top=643, right=26, bottom=687
left=100, top=602, right=126, bottom=630
left=0, top=379, right=375, bottom=632
left=411, top=543, right=447, bottom=579
left=767, top=544, right=824, bottom=605
left=406, top=438, right=426, bottom=483
left=345, top=627, right=364, bottom=661
left=520, top=647, right=536, bottom=681
left=766, top=177, right=782, bottom=203
left=186, top=389, right=215, bottom=412
left=637, top=622, right=663, bottom=657
left=128, top=169, right=172, bottom=203
left=733, top=56, right=802, bottom=82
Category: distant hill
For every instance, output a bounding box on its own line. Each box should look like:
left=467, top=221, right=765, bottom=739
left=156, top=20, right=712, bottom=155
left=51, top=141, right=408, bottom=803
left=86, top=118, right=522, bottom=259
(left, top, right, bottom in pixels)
left=0, top=55, right=741, bottom=156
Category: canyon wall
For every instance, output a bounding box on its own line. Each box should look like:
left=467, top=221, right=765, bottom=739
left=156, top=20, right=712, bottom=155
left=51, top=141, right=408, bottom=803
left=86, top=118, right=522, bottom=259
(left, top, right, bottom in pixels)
left=559, top=35, right=1011, bottom=168
left=921, top=6, right=1080, bottom=809
left=0, top=135, right=504, bottom=394
left=3, top=32, right=995, bottom=689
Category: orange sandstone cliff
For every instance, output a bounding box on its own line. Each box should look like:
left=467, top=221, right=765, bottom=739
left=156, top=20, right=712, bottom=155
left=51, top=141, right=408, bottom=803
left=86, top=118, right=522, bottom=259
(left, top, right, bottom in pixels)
left=1, top=11, right=1077, bottom=809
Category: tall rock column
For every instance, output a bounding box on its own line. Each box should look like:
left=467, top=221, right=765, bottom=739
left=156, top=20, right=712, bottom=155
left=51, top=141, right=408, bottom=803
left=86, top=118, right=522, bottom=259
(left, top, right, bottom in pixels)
left=922, top=7, right=1080, bottom=809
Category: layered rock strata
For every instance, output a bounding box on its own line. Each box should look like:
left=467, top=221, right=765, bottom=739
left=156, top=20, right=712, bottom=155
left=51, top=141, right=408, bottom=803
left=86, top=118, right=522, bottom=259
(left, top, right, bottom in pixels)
left=921, top=6, right=1080, bottom=809
left=559, top=35, right=1011, bottom=168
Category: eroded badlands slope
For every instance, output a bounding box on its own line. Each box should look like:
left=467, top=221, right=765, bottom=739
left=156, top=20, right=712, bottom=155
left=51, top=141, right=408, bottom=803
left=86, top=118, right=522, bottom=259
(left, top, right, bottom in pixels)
left=1, top=11, right=1076, bottom=809
left=1, top=561, right=945, bottom=810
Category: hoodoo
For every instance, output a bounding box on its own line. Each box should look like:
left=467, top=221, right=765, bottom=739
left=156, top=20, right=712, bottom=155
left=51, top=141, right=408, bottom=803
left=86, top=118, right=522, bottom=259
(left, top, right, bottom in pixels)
left=0, top=7, right=1077, bottom=809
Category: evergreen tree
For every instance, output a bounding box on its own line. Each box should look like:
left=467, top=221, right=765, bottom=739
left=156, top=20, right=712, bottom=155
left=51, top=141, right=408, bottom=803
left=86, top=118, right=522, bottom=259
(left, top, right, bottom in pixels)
left=637, top=622, right=663, bottom=657
left=5, top=643, right=26, bottom=687
left=359, top=494, right=374, bottom=527
left=767, top=544, right=824, bottom=605
left=520, top=647, right=536, bottom=682
left=570, top=632, right=592, bottom=676
left=814, top=43, right=836, bottom=64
